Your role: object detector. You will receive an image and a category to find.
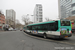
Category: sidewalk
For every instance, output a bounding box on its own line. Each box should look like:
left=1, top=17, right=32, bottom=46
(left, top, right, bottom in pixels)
left=0, top=30, right=5, bottom=32
left=0, top=30, right=8, bottom=32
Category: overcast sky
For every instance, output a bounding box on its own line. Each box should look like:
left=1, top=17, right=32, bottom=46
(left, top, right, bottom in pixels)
left=0, top=0, right=59, bottom=24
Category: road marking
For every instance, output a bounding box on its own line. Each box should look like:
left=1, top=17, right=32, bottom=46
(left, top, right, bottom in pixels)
left=23, top=32, right=75, bottom=46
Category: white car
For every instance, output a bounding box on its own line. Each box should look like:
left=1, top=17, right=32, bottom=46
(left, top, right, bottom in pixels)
left=13, top=29, right=17, bottom=31
left=9, top=27, right=13, bottom=31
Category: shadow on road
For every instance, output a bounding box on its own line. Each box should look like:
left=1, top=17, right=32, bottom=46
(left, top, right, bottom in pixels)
left=24, top=32, right=71, bottom=41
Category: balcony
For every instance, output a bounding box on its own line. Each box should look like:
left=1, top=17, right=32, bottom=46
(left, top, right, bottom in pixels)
left=71, top=3, right=75, bottom=7
left=72, top=10, right=75, bottom=15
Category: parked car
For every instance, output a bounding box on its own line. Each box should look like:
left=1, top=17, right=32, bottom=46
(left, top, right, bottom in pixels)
left=9, top=27, right=13, bottom=31
left=71, top=28, right=75, bottom=33
left=20, top=29, right=22, bottom=31
left=13, top=29, right=17, bottom=31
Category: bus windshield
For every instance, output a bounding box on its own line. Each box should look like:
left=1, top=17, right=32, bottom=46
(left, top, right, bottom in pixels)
left=61, top=21, right=70, bottom=26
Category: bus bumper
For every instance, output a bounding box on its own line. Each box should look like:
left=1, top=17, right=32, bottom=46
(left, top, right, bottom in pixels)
left=55, top=34, right=72, bottom=38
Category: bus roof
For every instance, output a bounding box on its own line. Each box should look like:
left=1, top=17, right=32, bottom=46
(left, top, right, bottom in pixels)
left=28, top=20, right=59, bottom=26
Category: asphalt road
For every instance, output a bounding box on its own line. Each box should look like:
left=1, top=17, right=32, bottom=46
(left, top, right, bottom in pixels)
left=0, top=31, right=75, bottom=50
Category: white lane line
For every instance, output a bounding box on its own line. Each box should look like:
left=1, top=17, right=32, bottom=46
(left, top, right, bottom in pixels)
left=24, top=32, right=75, bottom=46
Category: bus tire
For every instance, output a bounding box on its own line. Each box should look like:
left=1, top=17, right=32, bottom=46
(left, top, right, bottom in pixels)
left=43, top=33, right=47, bottom=39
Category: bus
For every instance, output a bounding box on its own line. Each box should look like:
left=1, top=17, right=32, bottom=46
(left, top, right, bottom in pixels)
left=24, top=19, right=72, bottom=39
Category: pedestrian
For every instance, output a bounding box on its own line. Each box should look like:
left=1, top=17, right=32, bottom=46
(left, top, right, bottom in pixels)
left=3, top=26, right=5, bottom=31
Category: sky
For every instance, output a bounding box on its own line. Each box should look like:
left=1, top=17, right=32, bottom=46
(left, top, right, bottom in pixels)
left=0, top=0, right=59, bottom=24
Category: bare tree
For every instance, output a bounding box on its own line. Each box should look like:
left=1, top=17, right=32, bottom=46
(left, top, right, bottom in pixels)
left=45, top=17, right=52, bottom=21
left=15, top=19, right=23, bottom=29
left=22, top=14, right=30, bottom=25
left=16, top=19, right=20, bottom=24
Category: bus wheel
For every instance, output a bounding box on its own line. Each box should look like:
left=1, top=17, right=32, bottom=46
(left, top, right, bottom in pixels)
left=43, top=34, right=47, bottom=39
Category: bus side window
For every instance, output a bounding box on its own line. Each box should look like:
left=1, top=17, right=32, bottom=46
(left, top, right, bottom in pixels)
left=43, top=25, right=45, bottom=30
left=41, top=24, right=47, bottom=31
left=38, top=25, right=43, bottom=30
left=40, top=25, right=42, bottom=30
left=35, top=26, right=38, bottom=30
left=40, top=25, right=43, bottom=30
left=45, top=24, right=47, bottom=30
left=49, top=23, right=52, bottom=31
left=29, top=26, right=32, bottom=30
left=50, top=23, right=55, bottom=31
left=33, top=26, right=37, bottom=30
left=32, top=26, right=34, bottom=30
left=51, top=23, right=54, bottom=31
left=37, top=25, right=40, bottom=30
left=42, top=25, right=44, bottom=30
left=54, top=21, right=58, bottom=31
left=36, top=26, right=38, bottom=30
left=48, top=23, right=51, bottom=31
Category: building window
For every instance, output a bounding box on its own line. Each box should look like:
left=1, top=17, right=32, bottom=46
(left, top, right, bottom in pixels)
left=37, top=18, right=38, bottom=21
left=39, top=9, right=42, bottom=11
left=39, top=6, right=42, bottom=8
left=39, top=12, right=42, bottom=14
left=72, top=10, right=75, bottom=15
left=39, top=18, right=42, bottom=22
left=66, top=0, right=68, bottom=2
left=72, top=3, right=75, bottom=7
left=39, top=15, right=42, bottom=17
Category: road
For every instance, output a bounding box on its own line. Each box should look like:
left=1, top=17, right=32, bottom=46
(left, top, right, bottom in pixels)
left=0, top=31, right=75, bottom=50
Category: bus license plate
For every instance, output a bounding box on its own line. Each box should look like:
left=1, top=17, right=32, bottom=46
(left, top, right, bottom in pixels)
left=65, top=36, right=68, bottom=38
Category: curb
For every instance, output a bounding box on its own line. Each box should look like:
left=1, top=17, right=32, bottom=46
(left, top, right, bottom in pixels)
left=23, top=32, right=75, bottom=46
left=0, top=31, right=7, bottom=32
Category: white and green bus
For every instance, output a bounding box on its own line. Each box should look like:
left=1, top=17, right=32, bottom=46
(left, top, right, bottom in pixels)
left=24, top=19, right=72, bottom=39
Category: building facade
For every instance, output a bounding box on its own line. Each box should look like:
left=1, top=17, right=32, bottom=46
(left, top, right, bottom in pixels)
left=6, top=9, right=16, bottom=28
left=58, top=0, right=72, bottom=19
left=34, top=4, right=43, bottom=23
left=72, top=0, right=75, bottom=16
left=0, top=12, right=5, bottom=30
